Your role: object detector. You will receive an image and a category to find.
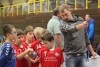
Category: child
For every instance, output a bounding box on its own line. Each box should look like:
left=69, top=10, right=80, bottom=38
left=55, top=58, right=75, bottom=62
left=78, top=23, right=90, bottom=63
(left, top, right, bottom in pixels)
left=39, top=33, right=64, bottom=67
left=13, top=29, right=34, bottom=67
left=31, top=27, right=48, bottom=67
left=23, top=25, right=35, bottom=48
left=0, top=24, right=16, bottom=67
left=23, top=25, right=39, bottom=67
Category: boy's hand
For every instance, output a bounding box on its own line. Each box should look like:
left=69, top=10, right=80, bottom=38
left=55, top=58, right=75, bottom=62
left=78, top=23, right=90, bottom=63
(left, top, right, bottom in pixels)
left=34, top=56, right=39, bottom=63
left=27, top=48, right=34, bottom=52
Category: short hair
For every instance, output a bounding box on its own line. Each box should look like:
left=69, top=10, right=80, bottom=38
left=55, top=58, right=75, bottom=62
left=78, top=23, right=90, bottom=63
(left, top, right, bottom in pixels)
left=42, top=28, right=49, bottom=35
left=24, top=25, right=34, bottom=34
left=59, top=4, right=70, bottom=13
left=34, top=27, right=44, bottom=37
left=3, top=24, right=15, bottom=37
left=53, top=7, right=60, bottom=16
left=16, top=29, right=24, bottom=36
left=86, top=14, right=90, bottom=17
left=41, top=33, right=54, bottom=42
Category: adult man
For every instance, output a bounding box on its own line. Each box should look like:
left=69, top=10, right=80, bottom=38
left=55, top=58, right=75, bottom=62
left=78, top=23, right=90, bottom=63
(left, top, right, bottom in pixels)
left=59, top=4, right=97, bottom=67
left=47, top=7, right=64, bottom=49
left=85, top=14, right=95, bottom=45
left=47, top=7, right=65, bottom=67
left=85, top=14, right=95, bottom=58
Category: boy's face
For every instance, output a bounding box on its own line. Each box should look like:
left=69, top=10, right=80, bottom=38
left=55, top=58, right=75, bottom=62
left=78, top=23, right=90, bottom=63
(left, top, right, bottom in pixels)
left=35, top=34, right=42, bottom=42
left=25, top=31, right=34, bottom=41
left=16, top=35, right=24, bottom=45
left=8, top=28, right=16, bottom=42
left=43, top=40, right=54, bottom=49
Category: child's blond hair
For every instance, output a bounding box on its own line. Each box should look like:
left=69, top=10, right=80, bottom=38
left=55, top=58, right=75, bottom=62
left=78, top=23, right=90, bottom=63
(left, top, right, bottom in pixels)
left=34, top=27, right=44, bottom=37
left=34, top=27, right=49, bottom=36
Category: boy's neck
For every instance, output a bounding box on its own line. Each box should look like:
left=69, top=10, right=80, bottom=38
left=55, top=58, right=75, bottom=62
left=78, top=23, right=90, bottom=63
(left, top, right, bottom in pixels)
left=26, top=40, right=32, bottom=44
left=5, top=40, right=12, bottom=43
left=49, top=44, right=55, bottom=51
left=5, top=38, right=12, bottom=44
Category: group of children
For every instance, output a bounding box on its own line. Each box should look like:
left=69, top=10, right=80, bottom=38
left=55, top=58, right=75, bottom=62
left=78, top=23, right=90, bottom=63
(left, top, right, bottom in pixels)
left=0, top=24, right=64, bottom=67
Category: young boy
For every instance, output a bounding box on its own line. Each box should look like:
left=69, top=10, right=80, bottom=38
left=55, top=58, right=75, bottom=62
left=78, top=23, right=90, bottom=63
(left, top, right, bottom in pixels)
left=0, top=24, right=16, bottom=67
left=23, top=25, right=39, bottom=67
left=39, top=33, right=64, bottom=67
left=13, top=29, right=34, bottom=67
left=31, top=27, right=47, bottom=67
left=23, top=25, right=35, bottom=48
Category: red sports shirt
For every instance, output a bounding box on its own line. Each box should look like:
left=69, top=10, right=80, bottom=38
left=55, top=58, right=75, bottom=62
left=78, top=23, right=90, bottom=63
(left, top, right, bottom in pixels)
left=40, top=47, right=64, bottom=67
left=31, top=41, right=46, bottom=56
left=31, top=41, right=46, bottom=67
left=13, top=45, right=29, bottom=67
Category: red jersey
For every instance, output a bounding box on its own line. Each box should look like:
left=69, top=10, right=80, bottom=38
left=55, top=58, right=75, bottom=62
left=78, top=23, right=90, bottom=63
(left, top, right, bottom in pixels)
left=31, top=41, right=46, bottom=67
left=40, top=47, right=64, bottom=67
left=31, top=41, right=45, bottom=56
left=23, top=42, right=31, bottom=49
left=13, top=45, right=28, bottom=67
left=23, top=41, right=38, bottom=67
left=23, top=37, right=35, bottom=42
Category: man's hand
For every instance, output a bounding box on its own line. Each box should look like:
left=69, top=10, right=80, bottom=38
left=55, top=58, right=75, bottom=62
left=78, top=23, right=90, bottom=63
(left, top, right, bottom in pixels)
left=91, top=51, right=98, bottom=58
left=76, top=21, right=88, bottom=30
left=82, top=21, right=88, bottom=28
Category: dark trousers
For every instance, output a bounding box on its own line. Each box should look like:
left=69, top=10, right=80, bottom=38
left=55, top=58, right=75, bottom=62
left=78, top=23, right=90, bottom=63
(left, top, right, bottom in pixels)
left=87, top=39, right=94, bottom=58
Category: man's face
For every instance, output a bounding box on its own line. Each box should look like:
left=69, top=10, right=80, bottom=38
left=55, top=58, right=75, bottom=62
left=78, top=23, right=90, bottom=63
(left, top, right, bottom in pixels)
left=60, top=9, right=72, bottom=21
left=85, top=15, right=90, bottom=22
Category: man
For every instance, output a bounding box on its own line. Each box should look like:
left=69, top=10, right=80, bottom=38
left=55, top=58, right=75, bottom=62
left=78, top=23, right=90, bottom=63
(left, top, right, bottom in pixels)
left=59, top=4, right=97, bottom=67
left=85, top=14, right=95, bottom=58
left=85, top=14, right=95, bottom=45
left=47, top=7, right=64, bottom=49
left=47, top=7, right=66, bottom=67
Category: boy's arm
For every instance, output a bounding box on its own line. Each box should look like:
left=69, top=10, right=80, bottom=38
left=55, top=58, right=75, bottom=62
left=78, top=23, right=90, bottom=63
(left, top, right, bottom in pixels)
left=39, top=63, right=42, bottom=67
left=16, top=48, right=33, bottom=60
left=60, top=63, right=63, bottom=67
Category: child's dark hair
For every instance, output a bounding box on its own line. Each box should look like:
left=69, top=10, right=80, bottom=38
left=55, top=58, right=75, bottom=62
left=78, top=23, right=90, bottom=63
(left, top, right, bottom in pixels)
left=16, top=29, right=24, bottom=36
left=24, top=25, right=34, bottom=34
left=3, top=24, right=15, bottom=37
left=41, top=33, right=54, bottom=42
